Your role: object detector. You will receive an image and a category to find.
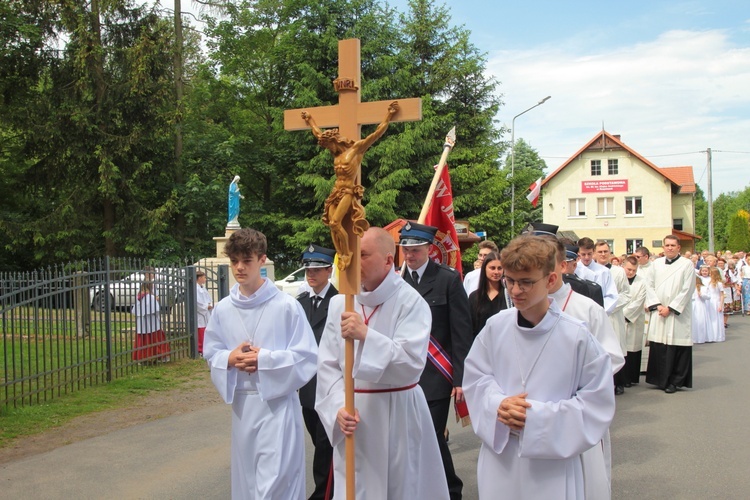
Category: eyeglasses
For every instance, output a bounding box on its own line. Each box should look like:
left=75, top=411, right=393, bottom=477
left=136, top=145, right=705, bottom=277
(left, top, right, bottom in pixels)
left=502, top=275, right=548, bottom=292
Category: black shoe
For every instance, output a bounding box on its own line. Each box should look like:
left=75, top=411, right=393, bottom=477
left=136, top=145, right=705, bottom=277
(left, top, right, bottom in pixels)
left=624, top=382, right=632, bottom=388
left=664, top=384, right=677, bottom=394
left=615, top=385, right=625, bottom=395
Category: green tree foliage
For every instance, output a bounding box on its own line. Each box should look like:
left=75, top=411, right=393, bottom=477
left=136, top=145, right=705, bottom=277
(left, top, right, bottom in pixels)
left=726, top=211, right=750, bottom=252
left=2, top=0, right=509, bottom=270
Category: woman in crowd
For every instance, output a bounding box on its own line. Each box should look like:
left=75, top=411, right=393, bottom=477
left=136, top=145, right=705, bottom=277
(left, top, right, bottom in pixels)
left=692, top=276, right=710, bottom=344
left=468, top=251, right=508, bottom=337
left=705, top=267, right=726, bottom=343
left=742, top=254, right=750, bottom=314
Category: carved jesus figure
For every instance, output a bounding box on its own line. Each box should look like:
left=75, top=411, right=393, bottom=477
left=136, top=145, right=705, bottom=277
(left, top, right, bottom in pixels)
left=302, top=101, right=399, bottom=271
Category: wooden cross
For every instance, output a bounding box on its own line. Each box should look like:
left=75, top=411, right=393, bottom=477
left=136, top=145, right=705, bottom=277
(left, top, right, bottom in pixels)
left=284, top=38, right=421, bottom=499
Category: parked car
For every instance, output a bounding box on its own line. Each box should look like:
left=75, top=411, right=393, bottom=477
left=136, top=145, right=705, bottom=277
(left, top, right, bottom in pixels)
left=89, top=268, right=185, bottom=313
left=274, top=266, right=338, bottom=297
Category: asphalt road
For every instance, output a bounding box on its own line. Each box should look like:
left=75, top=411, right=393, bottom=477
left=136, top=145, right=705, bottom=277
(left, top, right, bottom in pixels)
left=2, top=314, right=749, bottom=499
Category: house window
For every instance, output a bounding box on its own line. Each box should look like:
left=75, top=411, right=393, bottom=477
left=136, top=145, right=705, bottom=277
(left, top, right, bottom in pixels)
left=626, top=239, right=644, bottom=255
left=673, top=218, right=683, bottom=230
left=597, top=197, right=615, bottom=216
left=608, top=159, right=619, bottom=175
left=568, top=198, right=586, bottom=217
left=591, top=160, right=601, bottom=176
left=625, top=196, right=642, bottom=215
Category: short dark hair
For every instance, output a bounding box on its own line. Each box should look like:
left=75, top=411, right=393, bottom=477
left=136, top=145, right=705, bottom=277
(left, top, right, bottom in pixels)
left=624, top=256, right=638, bottom=266
left=224, top=228, right=267, bottom=259
left=578, top=237, right=595, bottom=251
left=635, top=246, right=651, bottom=257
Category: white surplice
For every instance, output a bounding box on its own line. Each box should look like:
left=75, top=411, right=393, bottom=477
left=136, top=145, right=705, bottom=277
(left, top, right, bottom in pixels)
left=550, top=285, right=623, bottom=499
left=204, top=279, right=317, bottom=500
left=315, top=269, right=449, bottom=500
left=609, top=265, right=630, bottom=355
left=464, top=301, right=615, bottom=500
left=646, top=257, right=695, bottom=346
left=623, top=274, right=647, bottom=352
left=131, top=293, right=160, bottom=334
left=463, top=268, right=481, bottom=296
left=196, top=283, right=213, bottom=328
left=577, top=260, right=619, bottom=314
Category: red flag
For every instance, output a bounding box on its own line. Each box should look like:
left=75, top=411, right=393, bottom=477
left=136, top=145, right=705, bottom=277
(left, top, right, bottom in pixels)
left=424, top=165, right=463, bottom=276
left=526, top=176, right=543, bottom=207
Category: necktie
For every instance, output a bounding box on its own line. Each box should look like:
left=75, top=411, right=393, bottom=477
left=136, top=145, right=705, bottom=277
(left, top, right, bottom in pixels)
left=312, top=296, right=321, bottom=310
left=411, top=270, right=419, bottom=285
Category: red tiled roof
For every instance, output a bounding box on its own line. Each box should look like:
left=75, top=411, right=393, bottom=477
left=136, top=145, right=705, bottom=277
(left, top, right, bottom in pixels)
left=658, top=166, right=696, bottom=194
left=542, top=130, right=695, bottom=194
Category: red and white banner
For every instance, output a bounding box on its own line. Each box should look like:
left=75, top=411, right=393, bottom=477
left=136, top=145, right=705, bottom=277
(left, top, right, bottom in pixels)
left=526, top=177, right=543, bottom=207
left=424, top=165, right=463, bottom=275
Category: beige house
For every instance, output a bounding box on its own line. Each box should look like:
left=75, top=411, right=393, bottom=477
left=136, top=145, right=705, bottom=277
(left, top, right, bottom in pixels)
left=541, top=130, right=700, bottom=255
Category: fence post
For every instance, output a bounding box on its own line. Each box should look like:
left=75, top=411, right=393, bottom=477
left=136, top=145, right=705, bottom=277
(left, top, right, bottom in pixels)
left=185, top=266, right=198, bottom=359
left=73, top=271, right=90, bottom=337
left=104, top=256, right=113, bottom=382
left=218, top=265, right=230, bottom=301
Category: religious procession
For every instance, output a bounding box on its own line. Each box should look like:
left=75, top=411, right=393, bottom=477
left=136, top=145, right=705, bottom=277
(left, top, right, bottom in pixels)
left=4, top=1, right=750, bottom=498
left=195, top=40, right=750, bottom=498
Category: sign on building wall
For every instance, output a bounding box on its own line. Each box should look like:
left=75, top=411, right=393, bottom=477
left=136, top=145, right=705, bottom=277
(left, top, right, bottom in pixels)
left=581, top=180, right=628, bottom=192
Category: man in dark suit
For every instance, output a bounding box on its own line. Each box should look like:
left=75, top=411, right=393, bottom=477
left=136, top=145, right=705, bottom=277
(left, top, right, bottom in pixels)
left=400, top=222, right=472, bottom=500
left=297, top=244, right=338, bottom=500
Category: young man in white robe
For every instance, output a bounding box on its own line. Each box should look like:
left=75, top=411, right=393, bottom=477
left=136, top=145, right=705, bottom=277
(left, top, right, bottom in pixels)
left=645, top=235, right=695, bottom=393
left=553, top=237, right=624, bottom=499
left=195, top=270, right=214, bottom=356
left=203, top=228, right=318, bottom=500
left=622, top=256, right=648, bottom=386
left=594, top=241, right=630, bottom=395
left=576, top=237, right=619, bottom=314
left=463, top=235, right=615, bottom=500
left=315, top=227, right=449, bottom=500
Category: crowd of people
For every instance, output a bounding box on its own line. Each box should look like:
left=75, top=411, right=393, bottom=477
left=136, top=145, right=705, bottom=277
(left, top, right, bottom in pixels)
left=197, top=224, right=748, bottom=500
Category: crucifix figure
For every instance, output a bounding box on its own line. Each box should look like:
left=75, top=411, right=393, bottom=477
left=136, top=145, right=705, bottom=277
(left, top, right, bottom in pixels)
left=285, top=38, right=422, bottom=295
left=300, top=101, right=399, bottom=271
left=285, top=38, right=421, bottom=500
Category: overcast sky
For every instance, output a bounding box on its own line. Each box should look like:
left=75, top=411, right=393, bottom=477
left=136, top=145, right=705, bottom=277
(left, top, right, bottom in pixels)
left=385, top=0, right=750, bottom=198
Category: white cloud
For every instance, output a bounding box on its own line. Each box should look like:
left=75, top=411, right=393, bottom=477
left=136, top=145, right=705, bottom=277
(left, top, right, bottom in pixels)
left=488, top=29, right=750, bottom=197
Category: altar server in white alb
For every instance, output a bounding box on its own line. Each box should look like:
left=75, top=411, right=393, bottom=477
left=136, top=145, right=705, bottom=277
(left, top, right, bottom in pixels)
left=203, top=228, right=317, bottom=500
left=463, top=235, right=615, bottom=500
left=315, top=227, right=449, bottom=500
left=195, top=269, right=213, bottom=356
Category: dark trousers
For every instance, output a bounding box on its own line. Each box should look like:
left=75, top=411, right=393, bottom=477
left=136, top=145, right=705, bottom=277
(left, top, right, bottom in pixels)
left=302, top=407, right=333, bottom=500
left=646, top=342, right=693, bottom=389
left=624, top=350, right=643, bottom=384
left=427, top=397, right=463, bottom=500
left=614, top=363, right=627, bottom=389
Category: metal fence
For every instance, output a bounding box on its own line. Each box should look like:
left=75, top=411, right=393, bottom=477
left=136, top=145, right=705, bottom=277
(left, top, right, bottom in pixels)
left=1, top=257, right=229, bottom=408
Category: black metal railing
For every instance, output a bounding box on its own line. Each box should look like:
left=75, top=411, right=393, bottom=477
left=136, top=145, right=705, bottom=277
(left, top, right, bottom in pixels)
left=1, top=257, right=228, bottom=408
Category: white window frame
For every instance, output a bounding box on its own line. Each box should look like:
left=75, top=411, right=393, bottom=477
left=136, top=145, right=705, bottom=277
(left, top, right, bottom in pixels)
left=625, top=196, right=643, bottom=216
left=626, top=238, right=644, bottom=255
left=568, top=198, right=587, bottom=218
left=596, top=197, right=615, bottom=217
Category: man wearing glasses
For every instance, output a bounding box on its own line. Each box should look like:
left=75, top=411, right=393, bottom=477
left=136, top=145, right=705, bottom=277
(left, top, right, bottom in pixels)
left=463, top=235, right=615, bottom=499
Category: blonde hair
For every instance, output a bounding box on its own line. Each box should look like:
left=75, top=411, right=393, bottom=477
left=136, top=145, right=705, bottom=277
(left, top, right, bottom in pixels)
left=709, top=267, right=722, bottom=286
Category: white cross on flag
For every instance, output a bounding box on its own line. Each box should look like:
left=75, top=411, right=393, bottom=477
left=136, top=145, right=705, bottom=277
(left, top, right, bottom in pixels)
left=526, top=177, right=543, bottom=207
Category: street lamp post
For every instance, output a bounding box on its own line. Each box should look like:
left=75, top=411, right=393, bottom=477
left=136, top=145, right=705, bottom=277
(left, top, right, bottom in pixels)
left=510, top=96, right=551, bottom=231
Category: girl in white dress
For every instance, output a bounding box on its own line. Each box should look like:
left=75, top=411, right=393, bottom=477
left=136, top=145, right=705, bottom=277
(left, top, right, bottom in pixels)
left=691, top=276, right=710, bottom=344
left=705, top=268, right=725, bottom=342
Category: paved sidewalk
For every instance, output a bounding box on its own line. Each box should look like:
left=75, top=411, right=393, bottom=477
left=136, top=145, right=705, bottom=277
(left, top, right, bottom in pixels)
left=2, top=315, right=749, bottom=499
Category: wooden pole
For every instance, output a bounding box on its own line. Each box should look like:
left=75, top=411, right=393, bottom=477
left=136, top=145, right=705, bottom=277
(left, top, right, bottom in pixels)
left=417, top=127, right=457, bottom=223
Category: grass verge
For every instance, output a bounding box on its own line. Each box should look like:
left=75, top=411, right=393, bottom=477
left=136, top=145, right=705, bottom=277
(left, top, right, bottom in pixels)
left=0, top=358, right=208, bottom=448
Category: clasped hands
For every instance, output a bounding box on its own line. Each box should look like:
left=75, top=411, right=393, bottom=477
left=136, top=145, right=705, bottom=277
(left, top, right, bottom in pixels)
left=228, top=341, right=259, bottom=373
left=498, top=393, right=532, bottom=431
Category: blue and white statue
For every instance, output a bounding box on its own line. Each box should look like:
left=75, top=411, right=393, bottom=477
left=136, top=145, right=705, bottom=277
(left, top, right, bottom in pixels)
left=227, top=175, right=243, bottom=228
